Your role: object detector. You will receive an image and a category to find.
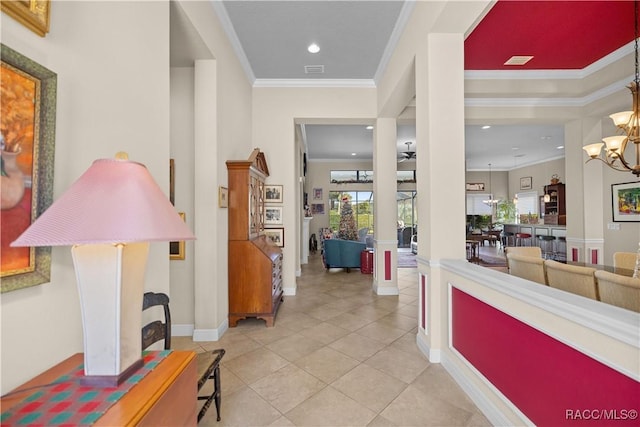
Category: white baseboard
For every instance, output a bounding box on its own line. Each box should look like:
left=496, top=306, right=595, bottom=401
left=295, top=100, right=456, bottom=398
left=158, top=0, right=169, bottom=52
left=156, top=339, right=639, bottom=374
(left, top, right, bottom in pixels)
left=174, top=319, right=229, bottom=341
left=416, top=332, right=441, bottom=362
left=172, top=324, right=194, bottom=337
left=283, top=287, right=296, bottom=296
left=373, top=283, right=400, bottom=296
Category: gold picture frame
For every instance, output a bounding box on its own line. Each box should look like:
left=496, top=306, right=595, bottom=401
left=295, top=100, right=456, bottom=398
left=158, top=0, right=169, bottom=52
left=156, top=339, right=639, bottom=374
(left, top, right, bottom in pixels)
left=169, top=212, right=186, bottom=260
left=219, top=186, right=228, bottom=208
left=1, top=44, right=57, bottom=293
left=1, top=0, right=51, bottom=37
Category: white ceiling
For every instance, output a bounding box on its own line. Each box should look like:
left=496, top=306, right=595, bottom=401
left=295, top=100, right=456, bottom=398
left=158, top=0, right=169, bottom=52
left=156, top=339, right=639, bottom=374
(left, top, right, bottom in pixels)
left=169, top=1, right=631, bottom=171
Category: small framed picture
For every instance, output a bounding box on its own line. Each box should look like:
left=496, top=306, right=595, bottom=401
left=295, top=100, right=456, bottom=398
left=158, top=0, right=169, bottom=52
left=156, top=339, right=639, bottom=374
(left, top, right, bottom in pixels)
left=311, top=203, right=325, bottom=215
left=612, top=181, right=640, bottom=222
left=265, top=206, right=283, bottom=225
left=264, top=228, right=284, bottom=247
left=170, top=213, right=186, bottom=260
left=520, top=176, right=533, bottom=190
left=218, top=186, right=228, bottom=208
left=313, top=188, right=323, bottom=200
left=265, top=185, right=283, bottom=203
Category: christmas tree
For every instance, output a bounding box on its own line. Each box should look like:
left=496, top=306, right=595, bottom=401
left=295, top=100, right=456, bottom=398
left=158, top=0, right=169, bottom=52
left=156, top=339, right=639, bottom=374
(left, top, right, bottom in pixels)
left=338, top=196, right=358, bottom=240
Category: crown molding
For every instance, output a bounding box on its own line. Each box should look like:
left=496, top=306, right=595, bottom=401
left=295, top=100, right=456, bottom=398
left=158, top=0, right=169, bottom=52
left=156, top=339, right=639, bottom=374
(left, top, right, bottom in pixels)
left=210, top=0, right=256, bottom=84
left=374, top=0, right=416, bottom=84
left=465, top=76, right=630, bottom=108
left=465, top=41, right=634, bottom=81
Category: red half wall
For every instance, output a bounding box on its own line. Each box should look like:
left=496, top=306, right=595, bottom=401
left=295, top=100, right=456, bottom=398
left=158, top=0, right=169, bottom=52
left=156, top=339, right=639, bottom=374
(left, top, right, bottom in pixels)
left=452, top=287, right=640, bottom=426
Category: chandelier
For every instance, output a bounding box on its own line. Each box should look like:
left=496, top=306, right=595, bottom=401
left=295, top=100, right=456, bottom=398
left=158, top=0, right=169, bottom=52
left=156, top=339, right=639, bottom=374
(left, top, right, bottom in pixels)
left=483, top=163, right=499, bottom=206
left=583, top=1, right=640, bottom=175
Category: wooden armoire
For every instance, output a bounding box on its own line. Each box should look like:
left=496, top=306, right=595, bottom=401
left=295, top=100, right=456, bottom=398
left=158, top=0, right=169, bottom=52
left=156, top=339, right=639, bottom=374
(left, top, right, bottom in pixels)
left=226, top=149, right=283, bottom=327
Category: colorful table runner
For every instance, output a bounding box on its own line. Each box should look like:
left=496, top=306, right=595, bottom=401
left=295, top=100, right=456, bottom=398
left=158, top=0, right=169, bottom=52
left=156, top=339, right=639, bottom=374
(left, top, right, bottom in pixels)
left=1, top=350, right=171, bottom=426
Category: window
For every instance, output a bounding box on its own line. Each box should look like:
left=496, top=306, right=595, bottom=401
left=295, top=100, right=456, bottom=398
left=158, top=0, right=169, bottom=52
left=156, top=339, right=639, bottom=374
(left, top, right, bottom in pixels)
left=328, top=191, right=374, bottom=232
left=466, top=194, right=493, bottom=216
left=330, top=170, right=415, bottom=183
left=515, top=191, right=538, bottom=217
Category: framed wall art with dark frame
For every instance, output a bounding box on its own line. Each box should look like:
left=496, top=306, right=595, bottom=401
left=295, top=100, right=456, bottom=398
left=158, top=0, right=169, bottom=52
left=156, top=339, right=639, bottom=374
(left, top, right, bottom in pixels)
left=170, top=212, right=186, bottom=260
left=612, top=182, right=640, bottom=222
left=264, top=227, right=284, bottom=247
left=1, top=44, right=57, bottom=293
left=1, top=0, right=51, bottom=37
left=520, top=176, right=533, bottom=190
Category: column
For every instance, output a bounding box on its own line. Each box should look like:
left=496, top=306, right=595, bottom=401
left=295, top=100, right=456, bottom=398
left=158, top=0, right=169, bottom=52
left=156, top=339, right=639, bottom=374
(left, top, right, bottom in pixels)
left=565, top=118, right=605, bottom=263
left=373, top=118, right=399, bottom=295
left=193, top=59, right=222, bottom=340
left=416, top=33, right=466, bottom=362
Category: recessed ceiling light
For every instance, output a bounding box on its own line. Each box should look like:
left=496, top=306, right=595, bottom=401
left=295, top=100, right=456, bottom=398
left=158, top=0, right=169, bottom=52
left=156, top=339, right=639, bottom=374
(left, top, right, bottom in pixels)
left=307, top=43, right=320, bottom=54
left=481, top=125, right=491, bottom=130
left=512, top=147, right=520, bottom=150
left=366, top=125, right=373, bottom=130
left=557, top=145, right=564, bottom=149
left=351, top=152, right=356, bottom=156
left=504, top=55, right=534, bottom=66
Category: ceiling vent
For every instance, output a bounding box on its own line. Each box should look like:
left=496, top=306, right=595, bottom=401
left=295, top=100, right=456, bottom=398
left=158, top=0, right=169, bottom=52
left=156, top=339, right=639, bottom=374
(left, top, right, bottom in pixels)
left=304, top=65, right=325, bottom=74
left=504, top=55, right=534, bottom=66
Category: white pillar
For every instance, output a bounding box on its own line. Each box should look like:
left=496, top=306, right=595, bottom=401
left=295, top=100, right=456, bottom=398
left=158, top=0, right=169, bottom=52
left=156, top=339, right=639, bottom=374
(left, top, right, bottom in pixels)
left=416, top=33, right=466, bottom=362
left=373, top=118, right=399, bottom=295
left=193, top=59, right=225, bottom=340
left=565, top=118, right=605, bottom=263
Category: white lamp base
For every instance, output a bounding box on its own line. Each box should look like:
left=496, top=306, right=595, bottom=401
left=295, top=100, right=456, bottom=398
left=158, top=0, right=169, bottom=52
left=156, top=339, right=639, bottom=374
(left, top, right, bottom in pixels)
left=72, top=242, right=149, bottom=387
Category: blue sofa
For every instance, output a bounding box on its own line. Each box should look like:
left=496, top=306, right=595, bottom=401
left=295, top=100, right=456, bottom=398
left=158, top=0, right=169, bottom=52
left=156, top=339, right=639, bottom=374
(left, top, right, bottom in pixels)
left=323, top=239, right=366, bottom=272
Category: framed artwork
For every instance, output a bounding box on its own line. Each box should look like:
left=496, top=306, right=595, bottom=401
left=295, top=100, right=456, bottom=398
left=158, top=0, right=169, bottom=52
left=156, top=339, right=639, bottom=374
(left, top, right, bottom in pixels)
left=218, top=186, right=228, bottom=208
left=612, top=182, right=640, bottom=222
left=264, top=228, right=284, bottom=247
left=520, top=176, right=533, bottom=190
left=311, top=203, right=325, bottom=215
left=313, top=188, right=323, bottom=199
left=265, top=185, right=282, bottom=203
left=265, top=206, right=283, bottom=225
left=465, top=183, right=485, bottom=191
left=1, top=44, right=57, bottom=293
left=170, top=212, right=186, bottom=260
left=1, top=0, right=51, bottom=37
left=169, top=158, right=175, bottom=205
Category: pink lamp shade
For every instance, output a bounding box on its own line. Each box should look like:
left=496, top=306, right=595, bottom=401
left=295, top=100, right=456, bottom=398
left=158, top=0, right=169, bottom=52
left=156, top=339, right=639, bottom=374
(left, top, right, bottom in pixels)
left=11, top=155, right=195, bottom=247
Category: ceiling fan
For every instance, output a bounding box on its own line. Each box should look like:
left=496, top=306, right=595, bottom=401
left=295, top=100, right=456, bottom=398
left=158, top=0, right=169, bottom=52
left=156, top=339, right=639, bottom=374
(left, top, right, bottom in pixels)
left=399, top=141, right=416, bottom=162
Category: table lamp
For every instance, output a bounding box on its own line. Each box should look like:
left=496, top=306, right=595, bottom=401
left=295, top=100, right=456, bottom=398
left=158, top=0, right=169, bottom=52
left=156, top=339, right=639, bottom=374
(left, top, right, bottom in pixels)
left=11, top=152, right=195, bottom=387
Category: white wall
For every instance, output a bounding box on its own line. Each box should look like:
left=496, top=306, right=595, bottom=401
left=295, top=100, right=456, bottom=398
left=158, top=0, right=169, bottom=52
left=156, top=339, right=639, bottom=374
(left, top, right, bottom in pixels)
left=1, top=1, right=171, bottom=392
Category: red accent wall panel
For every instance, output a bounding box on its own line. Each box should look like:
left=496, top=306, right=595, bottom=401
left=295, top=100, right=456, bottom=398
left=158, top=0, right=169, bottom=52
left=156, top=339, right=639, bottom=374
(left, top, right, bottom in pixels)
left=452, top=288, right=640, bottom=426
left=572, top=247, right=579, bottom=262
left=421, top=275, right=426, bottom=330
left=591, top=249, right=598, bottom=265
left=384, top=250, right=391, bottom=280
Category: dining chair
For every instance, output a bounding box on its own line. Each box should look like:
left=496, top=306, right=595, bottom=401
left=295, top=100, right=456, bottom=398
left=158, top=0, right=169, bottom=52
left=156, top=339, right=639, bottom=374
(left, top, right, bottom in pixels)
left=594, top=270, right=640, bottom=313
left=544, top=260, right=599, bottom=300
left=506, top=253, right=547, bottom=285
left=504, top=246, right=541, bottom=270
left=142, top=292, right=225, bottom=422
left=613, top=252, right=637, bottom=271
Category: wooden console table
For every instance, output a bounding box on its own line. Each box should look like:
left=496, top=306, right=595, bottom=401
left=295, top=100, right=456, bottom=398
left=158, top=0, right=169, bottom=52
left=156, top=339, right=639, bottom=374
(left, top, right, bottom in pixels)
left=1, top=351, right=197, bottom=426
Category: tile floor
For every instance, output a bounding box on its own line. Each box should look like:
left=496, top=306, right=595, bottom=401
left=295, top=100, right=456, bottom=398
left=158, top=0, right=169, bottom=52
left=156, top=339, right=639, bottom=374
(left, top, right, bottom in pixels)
left=173, top=253, right=492, bottom=426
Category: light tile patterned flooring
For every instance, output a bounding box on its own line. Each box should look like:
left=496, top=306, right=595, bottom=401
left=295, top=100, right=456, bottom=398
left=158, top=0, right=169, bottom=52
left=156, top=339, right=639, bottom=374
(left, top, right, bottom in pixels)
left=174, top=253, right=492, bottom=426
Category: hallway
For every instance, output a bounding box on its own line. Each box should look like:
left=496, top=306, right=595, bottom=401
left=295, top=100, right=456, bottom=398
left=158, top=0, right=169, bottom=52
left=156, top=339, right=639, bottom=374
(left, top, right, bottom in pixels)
left=176, top=253, right=491, bottom=426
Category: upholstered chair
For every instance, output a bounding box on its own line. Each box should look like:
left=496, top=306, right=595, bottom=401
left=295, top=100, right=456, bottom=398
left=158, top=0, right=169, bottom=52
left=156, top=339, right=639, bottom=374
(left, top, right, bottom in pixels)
left=544, top=260, right=598, bottom=300
left=594, top=270, right=640, bottom=313
left=506, top=253, right=547, bottom=285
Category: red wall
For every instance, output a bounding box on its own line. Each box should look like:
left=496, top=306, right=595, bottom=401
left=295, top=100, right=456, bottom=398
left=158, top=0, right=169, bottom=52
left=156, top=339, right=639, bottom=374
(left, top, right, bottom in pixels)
left=452, top=287, right=640, bottom=426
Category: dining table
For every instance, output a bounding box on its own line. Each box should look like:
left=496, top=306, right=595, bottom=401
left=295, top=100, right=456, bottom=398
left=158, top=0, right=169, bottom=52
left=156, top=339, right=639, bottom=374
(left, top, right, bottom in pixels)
left=566, top=261, right=635, bottom=277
